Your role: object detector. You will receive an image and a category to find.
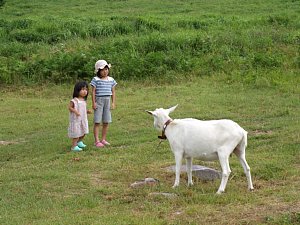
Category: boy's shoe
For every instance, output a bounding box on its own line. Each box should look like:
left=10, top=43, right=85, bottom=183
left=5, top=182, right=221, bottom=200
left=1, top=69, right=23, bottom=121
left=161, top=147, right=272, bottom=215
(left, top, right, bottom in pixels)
left=101, top=140, right=110, bottom=146
left=95, top=141, right=104, bottom=148
left=77, top=141, right=87, bottom=148
left=71, top=146, right=82, bottom=152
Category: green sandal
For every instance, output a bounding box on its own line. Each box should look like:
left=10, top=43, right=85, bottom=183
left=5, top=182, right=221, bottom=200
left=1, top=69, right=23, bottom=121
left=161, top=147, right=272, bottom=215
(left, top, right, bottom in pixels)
left=77, top=141, right=86, bottom=148
left=71, top=146, right=82, bottom=152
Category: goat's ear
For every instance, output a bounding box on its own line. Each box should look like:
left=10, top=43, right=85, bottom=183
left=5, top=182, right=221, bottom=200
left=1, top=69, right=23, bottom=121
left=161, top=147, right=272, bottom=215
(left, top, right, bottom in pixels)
left=146, top=110, right=154, bottom=115
left=167, top=104, right=178, bottom=114
left=146, top=110, right=158, bottom=117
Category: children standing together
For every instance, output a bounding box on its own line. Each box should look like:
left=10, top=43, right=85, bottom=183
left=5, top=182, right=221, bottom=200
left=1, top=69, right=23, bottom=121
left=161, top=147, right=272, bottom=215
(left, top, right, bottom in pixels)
left=68, top=59, right=117, bottom=151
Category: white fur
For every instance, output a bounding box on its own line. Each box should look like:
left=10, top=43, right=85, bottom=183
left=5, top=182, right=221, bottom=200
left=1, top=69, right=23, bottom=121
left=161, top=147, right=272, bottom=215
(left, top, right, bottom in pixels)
left=147, top=105, right=254, bottom=194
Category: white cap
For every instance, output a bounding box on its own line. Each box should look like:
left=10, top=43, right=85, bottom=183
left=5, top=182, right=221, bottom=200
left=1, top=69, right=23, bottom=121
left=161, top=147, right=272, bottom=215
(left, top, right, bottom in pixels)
left=94, top=60, right=111, bottom=73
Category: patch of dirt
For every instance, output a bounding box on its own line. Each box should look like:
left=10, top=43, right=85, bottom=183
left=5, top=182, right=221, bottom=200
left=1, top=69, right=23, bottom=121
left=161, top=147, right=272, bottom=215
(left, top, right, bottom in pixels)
left=90, top=173, right=114, bottom=187
left=250, top=130, right=273, bottom=136
left=0, top=140, right=19, bottom=146
left=242, top=200, right=300, bottom=224
left=0, top=139, right=26, bottom=146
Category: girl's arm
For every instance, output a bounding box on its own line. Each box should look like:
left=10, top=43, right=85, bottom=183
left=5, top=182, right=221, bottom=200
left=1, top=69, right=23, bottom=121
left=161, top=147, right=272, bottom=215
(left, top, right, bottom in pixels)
left=91, top=86, right=97, bottom=110
left=87, top=107, right=93, bottom=114
left=68, top=101, right=80, bottom=116
left=111, top=86, right=116, bottom=109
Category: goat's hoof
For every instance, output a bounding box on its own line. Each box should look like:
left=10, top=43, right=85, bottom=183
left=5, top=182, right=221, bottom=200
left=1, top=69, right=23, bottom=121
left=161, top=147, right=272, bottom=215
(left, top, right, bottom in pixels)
left=188, top=182, right=194, bottom=187
left=172, top=185, right=179, bottom=189
left=216, top=190, right=224, bottom=195
left=249, top=188, right=254, bottom=192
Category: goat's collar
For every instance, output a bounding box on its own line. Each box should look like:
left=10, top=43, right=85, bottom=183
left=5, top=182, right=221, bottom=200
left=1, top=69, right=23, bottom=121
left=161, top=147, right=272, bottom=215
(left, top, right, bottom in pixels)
left=158, top=119, right=173, bottom=140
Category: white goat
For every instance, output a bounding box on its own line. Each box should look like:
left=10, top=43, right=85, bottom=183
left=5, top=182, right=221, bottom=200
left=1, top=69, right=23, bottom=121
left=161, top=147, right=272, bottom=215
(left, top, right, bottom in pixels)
left=147, top=105, right=254, bottom=194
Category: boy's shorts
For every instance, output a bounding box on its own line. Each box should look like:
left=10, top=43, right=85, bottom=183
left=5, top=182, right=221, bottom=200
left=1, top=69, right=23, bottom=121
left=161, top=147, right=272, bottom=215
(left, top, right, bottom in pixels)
left=94, top=96, right=112, bottom=124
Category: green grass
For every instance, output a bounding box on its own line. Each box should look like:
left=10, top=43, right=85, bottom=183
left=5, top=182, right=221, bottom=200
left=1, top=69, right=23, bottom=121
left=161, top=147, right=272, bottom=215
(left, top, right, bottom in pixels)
left=0, top=0, right=299, bottom=83
left=1, top=76, right=299, bottom=224
left=0, top=0, right=299, bottom=223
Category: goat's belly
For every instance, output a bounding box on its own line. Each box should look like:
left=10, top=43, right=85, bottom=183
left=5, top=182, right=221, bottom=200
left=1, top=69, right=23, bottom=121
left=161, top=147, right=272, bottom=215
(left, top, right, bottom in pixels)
left=184, top=151, right=218, bottom=161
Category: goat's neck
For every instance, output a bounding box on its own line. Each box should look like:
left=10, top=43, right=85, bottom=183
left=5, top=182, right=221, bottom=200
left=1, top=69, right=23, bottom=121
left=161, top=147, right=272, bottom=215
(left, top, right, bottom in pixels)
left=157, top=115, right=173, bottom=140
left=161, top=115, right=172, bottom=128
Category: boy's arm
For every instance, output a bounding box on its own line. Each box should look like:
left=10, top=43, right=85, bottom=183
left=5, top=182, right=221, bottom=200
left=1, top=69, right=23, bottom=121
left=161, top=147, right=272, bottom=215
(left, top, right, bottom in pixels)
left=91, top=86, right=97, bottom=110
left=111, top=86, right=116, bottom=109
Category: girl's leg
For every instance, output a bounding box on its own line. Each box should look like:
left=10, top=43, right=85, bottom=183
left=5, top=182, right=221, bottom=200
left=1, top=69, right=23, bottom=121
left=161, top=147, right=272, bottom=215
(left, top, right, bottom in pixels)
left=102, top=123, right=109, bottom=141
left=94, top=123, right=100, bottom=143
left=77, top=135, right=86, bottom=148
left=78, top=135, right=85, bottom=142
left=72, top=137, right=79, bottom=148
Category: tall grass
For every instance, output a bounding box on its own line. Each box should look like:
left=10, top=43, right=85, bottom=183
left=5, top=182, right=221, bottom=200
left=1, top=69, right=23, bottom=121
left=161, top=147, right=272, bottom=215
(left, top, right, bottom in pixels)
left=0, top=0, right=299, bottom=84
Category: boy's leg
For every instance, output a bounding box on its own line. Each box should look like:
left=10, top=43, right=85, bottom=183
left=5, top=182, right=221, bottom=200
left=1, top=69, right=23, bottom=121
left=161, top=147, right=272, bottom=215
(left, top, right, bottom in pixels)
left=102, top=123, right=109, bottom=141
left=94, top=123, right=100, bottom=143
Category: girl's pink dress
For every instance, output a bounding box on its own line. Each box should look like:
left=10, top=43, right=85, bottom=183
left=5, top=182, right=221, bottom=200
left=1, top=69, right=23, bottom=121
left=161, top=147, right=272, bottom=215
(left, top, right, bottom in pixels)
left=68, top=98, right=89, bottom=138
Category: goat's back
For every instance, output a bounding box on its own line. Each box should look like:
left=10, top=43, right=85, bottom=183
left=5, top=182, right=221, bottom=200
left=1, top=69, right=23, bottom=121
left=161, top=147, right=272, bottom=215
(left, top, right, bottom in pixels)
left=166, top=118, right=246, bottom=158
left=172, top=118, right=244, bottom=134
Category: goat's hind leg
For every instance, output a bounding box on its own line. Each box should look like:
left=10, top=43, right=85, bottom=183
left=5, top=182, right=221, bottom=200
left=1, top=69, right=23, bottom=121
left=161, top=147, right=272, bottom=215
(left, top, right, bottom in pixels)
left=217, top=152, right=231, bottom=194
left=234, top=146, right=254, bottom=191
left=186, top=157, right=194, bottom=187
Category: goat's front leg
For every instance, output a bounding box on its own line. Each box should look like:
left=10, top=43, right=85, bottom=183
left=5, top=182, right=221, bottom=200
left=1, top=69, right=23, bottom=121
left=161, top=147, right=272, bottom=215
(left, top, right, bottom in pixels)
left=172, top=152, right=183, bottom=188
left=186, top=157, right=194, bottom=186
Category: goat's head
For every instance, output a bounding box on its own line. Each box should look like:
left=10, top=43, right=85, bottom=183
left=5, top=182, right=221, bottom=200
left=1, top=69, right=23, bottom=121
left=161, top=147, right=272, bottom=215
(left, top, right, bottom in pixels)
left=146, top=105, right=178, bottom=131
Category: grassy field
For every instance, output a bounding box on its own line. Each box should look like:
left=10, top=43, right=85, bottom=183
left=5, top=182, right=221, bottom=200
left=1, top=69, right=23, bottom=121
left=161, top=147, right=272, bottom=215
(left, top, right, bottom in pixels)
left=0, top=76, right=299, bottom=224
left=0, top=0, right=300, bottom=224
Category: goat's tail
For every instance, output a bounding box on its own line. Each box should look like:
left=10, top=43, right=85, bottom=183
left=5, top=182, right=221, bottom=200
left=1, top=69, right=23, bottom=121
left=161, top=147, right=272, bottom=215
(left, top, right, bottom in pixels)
left=234, top=129, right=248, bottom=156
left=242, top=129, right=248, bottom=148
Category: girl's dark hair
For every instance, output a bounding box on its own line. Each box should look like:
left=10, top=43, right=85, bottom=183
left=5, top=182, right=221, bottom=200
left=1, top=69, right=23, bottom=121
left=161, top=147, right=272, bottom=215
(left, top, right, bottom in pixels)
left=73, top=81, right=89, bottom=100
left=96, top=66, right=110, bottom=78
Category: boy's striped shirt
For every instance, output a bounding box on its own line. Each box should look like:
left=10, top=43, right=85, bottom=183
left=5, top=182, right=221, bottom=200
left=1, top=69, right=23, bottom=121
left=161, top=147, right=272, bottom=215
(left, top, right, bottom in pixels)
left=90, top=76, right=117, bottom=96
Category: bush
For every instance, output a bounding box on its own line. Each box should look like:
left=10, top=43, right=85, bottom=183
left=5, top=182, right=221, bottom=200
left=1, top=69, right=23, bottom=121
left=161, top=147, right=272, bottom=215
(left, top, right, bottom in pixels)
left=267, top=15, right=290, bottom=27
left=11, top=50, right=93, bottom=84
left=252, top=53, right=281, bottom=68
left=10, top=30, right=44, bottom=43
left=0, top=0, right=5, bottom=8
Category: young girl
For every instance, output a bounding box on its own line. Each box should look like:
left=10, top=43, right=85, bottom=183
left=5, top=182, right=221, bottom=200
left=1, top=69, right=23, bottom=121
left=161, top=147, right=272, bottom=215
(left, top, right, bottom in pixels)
left=90, top=59, right=117, bottom=148
left=68, top=81, right=91, bottom=151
